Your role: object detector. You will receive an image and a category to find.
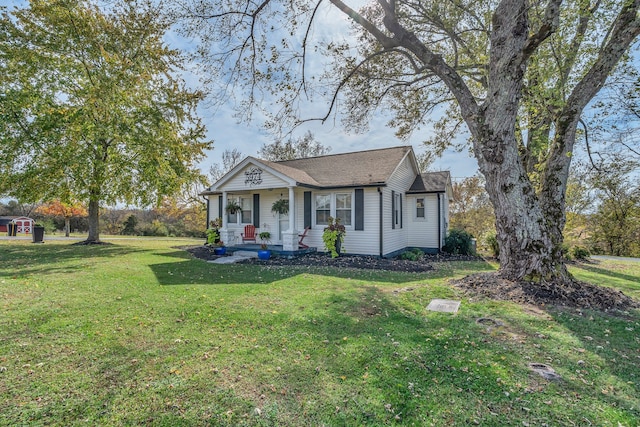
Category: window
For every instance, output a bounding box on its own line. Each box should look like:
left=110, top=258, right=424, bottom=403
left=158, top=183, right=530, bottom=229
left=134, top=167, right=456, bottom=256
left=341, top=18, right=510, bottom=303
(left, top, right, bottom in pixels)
left=226, top=196, right=252, bottom=225
left=315, top=194, right=331, bottom=225
left=394, top=192, right=401, bottom=226
left=335, top=193, right=352, bottom=226
left=240, top=197, right=252, bottom=224
left=315, top=192, right=354, bottom=227
left=416, top=198, right=425, bottom=219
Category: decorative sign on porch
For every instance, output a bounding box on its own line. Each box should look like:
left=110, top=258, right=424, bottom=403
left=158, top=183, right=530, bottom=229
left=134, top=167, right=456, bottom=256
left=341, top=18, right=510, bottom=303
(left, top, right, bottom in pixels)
left=244, top=167, right=263, bottom=187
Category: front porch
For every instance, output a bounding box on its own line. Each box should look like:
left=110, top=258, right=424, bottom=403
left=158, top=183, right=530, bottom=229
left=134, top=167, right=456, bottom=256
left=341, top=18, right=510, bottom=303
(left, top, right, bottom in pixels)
left=227, top=243, right=317, bottom=258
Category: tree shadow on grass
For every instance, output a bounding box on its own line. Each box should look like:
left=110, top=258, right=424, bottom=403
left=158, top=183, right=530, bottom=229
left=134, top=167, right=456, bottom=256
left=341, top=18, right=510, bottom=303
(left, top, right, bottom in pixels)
left=149, top=258, right=450, bottom=286
left=0, top=242, right=145, bottom=278
left=218, top=286, right=525, bottom=425
left=548, top=307, right=640, bottom=417
left=570, top=261, right=640, bottom=297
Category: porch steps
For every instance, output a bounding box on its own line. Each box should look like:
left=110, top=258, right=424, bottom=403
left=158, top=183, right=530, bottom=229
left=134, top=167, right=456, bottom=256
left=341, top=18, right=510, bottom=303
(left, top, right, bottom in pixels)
left=208, top=250, right=257, bottom=264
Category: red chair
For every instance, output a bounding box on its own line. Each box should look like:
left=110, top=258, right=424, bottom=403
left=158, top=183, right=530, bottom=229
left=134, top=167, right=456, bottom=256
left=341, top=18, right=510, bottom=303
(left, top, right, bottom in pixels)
left=241, top=225, right=257, bottom=243
left=298, top=226, right=310, bottom=249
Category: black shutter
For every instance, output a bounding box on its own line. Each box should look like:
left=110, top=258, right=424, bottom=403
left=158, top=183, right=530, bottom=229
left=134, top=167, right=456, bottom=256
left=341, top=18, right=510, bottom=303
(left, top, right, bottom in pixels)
left=253, top=194, right=260, bottom=227
left=391, top=190, right=395, bottom=230
left=218, top=195, right=223, bottom=219
left=400, top=194, right=403, bottom=229
left=355, top=189, right=364, bottom=231
left=304, top=191, right=312, bottom=229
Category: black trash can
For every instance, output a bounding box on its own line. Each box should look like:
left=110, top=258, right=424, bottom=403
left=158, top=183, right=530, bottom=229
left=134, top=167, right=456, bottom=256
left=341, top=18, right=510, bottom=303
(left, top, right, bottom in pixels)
left=32, top=225, right=45, bottom=243
left=7, top=223, right=16, bottom=236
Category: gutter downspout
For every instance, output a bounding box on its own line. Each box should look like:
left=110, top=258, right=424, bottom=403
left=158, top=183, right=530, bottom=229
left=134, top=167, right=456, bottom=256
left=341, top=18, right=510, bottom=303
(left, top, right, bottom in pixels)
left=378, top=187, right=383, bottom=257
left=204, top=196, right=210, bottom=229
left=437, top=193, right=442, bottom=252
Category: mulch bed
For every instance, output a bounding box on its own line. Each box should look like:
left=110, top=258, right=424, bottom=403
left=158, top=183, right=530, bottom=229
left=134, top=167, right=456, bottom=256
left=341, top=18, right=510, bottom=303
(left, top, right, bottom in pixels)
left=451, top=272, right=639, bottom=311
left=184, top=245, right=476, bottom=273
left=185, top=245, right=639, bottom=311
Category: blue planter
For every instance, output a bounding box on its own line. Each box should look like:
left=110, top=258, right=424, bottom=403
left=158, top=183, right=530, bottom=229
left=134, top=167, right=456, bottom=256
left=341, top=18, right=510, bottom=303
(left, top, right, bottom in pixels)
left=214, top=247, right=226, bottom=256
left=257, top=249, right=271, bottom=260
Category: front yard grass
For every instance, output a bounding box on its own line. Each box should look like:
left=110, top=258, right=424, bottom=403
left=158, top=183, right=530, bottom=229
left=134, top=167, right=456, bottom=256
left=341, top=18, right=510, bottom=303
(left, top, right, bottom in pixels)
left=1, top=239, right=638, bottom=426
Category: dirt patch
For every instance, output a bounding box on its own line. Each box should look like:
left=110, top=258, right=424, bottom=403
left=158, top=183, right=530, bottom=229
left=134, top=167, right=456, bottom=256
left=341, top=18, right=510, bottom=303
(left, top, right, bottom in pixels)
left=451, top=272, right=639, bottom=311
left=72, top=240, right=112, bottom=246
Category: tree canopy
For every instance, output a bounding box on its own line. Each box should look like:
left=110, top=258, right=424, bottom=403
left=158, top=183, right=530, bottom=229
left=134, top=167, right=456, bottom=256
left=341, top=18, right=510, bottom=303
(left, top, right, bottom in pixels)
left=257, top=131, right=331, bottom=161
left=178, top=0, right=640, bottom=291
left=0, top=0, right=211, bottom=242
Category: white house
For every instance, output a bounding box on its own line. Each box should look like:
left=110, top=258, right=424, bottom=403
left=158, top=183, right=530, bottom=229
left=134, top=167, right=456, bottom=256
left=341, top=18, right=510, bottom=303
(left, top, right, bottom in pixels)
left=201, top=146, right=453, bottom=257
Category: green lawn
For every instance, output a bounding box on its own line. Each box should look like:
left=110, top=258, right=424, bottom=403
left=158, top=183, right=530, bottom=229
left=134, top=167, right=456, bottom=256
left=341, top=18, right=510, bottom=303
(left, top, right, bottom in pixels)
left=1, top=239, right=638, bottom=426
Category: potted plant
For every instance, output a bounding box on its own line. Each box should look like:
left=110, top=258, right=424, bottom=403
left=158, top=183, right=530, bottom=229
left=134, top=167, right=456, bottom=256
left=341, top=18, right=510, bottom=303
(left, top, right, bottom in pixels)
left=225, top=200, right=242, bottom=214
left=259, top=231, right=271, bottom=243
left=206, top=218, right=222, bottom=245
left=322, top=216, right=345, bottom=258
left=258, top=231, right=271, bottom=260
left=271, top=199, right=289, bottom=215
left=214, top=240, right=226, bottom=256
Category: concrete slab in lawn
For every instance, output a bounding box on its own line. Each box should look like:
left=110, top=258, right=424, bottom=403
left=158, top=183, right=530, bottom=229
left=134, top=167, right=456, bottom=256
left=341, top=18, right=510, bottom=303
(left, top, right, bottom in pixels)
left=426, top=299, right=461, bottom=313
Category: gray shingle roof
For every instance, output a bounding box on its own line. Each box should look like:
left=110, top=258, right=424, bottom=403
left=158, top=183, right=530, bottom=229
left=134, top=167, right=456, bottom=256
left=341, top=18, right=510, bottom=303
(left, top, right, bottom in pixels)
left=269, top=146, right=413, bottom=187
left=408, top=171, right=451, bottom=193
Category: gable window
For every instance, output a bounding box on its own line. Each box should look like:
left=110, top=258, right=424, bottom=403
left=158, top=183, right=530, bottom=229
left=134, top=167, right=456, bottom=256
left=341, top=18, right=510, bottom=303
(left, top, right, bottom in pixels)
left=315, top=194, right=331, bottom=225
left=416, top=198, right=425, bottom=219
left=335, top=193, right=352, bottom=226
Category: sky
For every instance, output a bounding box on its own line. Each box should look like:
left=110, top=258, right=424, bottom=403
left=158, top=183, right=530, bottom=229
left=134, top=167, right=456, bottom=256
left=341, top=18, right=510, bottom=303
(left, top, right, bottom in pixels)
left=163, top=1, right=481, bottom=182
left=4, top=0, right=624, bottom=185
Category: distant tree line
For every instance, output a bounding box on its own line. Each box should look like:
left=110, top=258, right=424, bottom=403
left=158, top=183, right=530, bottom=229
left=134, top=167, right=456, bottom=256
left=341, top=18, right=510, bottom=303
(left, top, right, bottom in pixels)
left=450, top=163, right=640, bottom=258
left=0, top=198, right=206, bottom=239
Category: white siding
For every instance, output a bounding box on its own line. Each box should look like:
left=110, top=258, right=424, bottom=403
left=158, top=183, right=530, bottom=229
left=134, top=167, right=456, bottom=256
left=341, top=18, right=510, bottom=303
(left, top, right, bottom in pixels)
left=207, top=195, right=221, bottom=224
left=341, top=188, right=380, bottom=256
left=382, top=155, right=419, bottom=256
left=291, top=187, right=382, bottom=256
left=222, top=164, right=289, bottom=191
left=407, top=194, right=440, bottom=249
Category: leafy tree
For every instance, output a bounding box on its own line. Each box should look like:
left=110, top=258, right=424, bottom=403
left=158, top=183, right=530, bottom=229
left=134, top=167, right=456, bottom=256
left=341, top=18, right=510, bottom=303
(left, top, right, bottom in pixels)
left=178, top=0, right=640, bottom=290
left=0, top=200, right=36, bottom=217
left=0, top=0, right=211, bottom=243
left=449, top=175, right=494, bottom=245
left=155, top=196, right=207, bottom=237
left=121, top=215, right=138, bottom=236
left=258, top=131, right=331, bottom=161
left=563, top=163, right=594, bottom=248
left=588, top=159, right=640, bottom=256
left=35, top=200, right=88, bottom=237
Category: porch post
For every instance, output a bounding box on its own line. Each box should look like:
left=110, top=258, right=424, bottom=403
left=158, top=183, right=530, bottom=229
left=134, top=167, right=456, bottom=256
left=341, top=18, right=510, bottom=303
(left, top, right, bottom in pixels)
left=282, top=186, right=298, bottom=252
left=221, top=192, right=228, bottom=229
left=220, top=191, right=236, bottom=246
left=287, top=186, right=296, bottom=231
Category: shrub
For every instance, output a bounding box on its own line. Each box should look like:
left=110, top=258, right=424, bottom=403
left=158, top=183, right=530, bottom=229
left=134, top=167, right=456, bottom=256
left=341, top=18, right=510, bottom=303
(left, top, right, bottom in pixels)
left=485, top=233, right=499, bottom=257
left=443, top=229, right=475, bottom=255
left=140, top=220, right=169, bottom=237
left=322, top=216, right=346, bottom=258
left=400, top=248, right=424, bottom=261
left=571, top=246, right=590, bottom=260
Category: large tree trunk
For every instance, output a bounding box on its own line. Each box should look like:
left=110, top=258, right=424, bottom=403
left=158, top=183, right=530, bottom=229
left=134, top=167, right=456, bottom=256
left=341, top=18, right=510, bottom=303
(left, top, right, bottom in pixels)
left=469, top=0, right=571, bottom=285
left=480, top=139, right=571, bottom=284
left=86, top=198, right=100, bottom=243
left=64, top=217, right=70, bottom=238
